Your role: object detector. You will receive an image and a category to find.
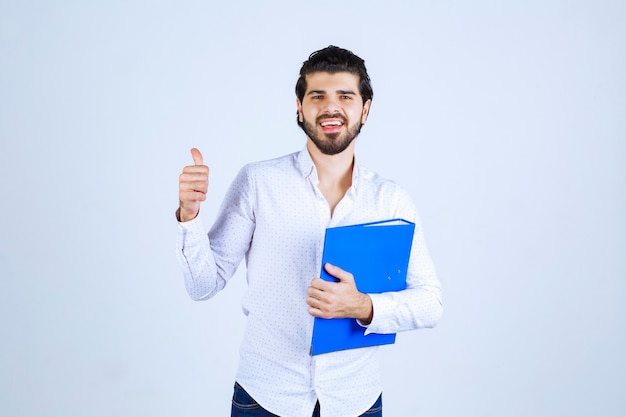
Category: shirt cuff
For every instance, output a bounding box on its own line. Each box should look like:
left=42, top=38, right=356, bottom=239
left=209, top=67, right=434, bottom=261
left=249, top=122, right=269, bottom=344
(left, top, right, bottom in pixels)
left=362, top=293, right=394, bottom=335
left=176, top=209, right=207, bottom=246
left=176, top=207, right=203, bottom=226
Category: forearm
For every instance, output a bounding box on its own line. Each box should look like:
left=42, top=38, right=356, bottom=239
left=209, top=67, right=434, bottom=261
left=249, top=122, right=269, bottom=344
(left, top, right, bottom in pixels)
left=176, top=215, right=225, bottom=301
left=365, top=285, right=443, bottom=335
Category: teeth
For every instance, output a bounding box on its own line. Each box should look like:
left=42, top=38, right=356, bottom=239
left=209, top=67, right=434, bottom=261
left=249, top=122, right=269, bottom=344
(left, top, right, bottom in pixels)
left=321, top=121, right=342, bottom=127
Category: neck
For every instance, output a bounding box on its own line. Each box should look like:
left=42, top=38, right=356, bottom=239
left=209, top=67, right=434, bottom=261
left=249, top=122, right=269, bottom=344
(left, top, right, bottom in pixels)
left=306, top=140, right=355, bottom=187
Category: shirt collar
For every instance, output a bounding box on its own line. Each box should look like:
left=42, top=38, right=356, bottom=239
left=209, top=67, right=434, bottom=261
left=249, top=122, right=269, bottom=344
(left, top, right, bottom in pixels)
left=296, top=147, right=316, bottom=178
left=295, top=147, right=360, bottom=189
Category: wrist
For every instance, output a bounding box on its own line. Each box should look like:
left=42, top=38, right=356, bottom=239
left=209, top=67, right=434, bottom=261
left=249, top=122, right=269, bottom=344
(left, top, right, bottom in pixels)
left=357, top=294, right=373, bottom=324
left=176, top=206, right=199, bottom=222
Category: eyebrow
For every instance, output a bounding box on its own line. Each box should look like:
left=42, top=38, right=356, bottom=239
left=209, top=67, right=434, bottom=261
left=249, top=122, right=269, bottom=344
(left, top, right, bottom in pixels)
left=306, top=89, right=357, bottom=96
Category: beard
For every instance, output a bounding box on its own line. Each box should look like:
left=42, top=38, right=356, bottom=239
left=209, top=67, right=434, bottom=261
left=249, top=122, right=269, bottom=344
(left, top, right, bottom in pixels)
left=299, top=113, right=363, bottom=155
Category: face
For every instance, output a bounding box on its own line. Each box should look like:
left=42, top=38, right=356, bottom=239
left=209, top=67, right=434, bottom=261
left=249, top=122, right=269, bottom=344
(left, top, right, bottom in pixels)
left=297, top=72, right=371, bottom=155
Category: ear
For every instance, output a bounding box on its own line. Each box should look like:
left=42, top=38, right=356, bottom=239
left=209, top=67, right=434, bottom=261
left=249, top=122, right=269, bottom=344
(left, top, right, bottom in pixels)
left=361, top=99, right=372, bottom=124
left=296, top=98, right=303, bottom=123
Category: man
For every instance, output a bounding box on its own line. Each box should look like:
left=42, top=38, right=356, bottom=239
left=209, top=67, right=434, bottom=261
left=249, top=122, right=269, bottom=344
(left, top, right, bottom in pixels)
left=176, top=46, right=442, bottom=417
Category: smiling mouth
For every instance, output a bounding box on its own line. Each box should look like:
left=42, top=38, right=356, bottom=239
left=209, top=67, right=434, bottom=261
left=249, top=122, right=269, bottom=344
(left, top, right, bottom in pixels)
left=320, top=120, right=343, bottom=127
left=318, top=116, right=346, bottom=132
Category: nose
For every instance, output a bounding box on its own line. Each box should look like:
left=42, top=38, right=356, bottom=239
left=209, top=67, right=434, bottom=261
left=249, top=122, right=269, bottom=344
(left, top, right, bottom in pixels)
left=321, top=96, right=341, bottom=114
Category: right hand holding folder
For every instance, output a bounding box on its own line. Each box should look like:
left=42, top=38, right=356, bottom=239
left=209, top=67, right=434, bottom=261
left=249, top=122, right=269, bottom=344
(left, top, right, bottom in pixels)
left=178, top=148, right=209, bottom=222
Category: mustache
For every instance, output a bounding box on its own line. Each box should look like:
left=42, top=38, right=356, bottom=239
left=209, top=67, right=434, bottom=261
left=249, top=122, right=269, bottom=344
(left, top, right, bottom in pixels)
left=316, top=113, right=347, bottom=124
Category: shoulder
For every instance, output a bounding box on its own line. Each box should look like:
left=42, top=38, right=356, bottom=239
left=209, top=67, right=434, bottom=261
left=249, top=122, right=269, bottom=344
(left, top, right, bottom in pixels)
left=357, top=163, right=418, bottom=219
left=224, top=152, right=299, bottom=201
left=358, top=164, right=409, bottom=196
left=234, top=152, right=302, bottom=190
left=239, top=151, right=299, bottom=175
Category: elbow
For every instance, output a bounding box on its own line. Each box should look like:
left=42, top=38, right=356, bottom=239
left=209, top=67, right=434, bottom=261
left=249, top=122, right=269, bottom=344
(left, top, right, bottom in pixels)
left=188, top=292, right=208, bottom=302
left=414, top=296, right=443, bottom=329
left=185, top=283, right=218, bottom=302
left=402, top=297, right=443, bottom=330
left=426, top=299, right=443, bottom=328
left=183, top=272, right=226, bottom=302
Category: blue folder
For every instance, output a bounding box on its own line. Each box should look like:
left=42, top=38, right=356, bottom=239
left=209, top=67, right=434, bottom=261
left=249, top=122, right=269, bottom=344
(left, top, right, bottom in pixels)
left=310, top=218, right=415, bottom=356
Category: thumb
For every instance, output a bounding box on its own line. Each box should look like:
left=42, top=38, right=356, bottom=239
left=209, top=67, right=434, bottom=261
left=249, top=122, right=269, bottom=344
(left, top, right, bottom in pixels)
left=324, top=263, right=353, bottom=283
left=190, top=148, right=204, bottom=165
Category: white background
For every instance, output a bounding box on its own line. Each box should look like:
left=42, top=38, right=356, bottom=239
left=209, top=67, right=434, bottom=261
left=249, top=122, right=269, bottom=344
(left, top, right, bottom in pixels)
left=1, top=1, right=625, bottom=416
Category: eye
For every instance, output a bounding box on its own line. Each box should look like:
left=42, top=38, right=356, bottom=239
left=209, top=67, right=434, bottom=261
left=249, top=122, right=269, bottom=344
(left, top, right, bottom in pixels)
left=312, top=95, right=323, bottom=100
left=340, top=95, right=353, bottom=100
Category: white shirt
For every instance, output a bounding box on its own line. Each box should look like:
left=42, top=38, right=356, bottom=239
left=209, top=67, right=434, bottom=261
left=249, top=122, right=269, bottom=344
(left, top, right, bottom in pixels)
left=176, top=148, right=442, bottom=417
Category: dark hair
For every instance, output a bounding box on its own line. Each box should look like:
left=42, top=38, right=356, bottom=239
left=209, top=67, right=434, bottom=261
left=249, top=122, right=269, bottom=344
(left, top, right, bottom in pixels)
left=295, top=45, right=373, bottom=105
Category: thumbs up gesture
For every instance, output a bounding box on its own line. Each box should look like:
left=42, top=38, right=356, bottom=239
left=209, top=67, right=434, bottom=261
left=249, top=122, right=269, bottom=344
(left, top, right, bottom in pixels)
left=178, top=148, right=209, bottom=222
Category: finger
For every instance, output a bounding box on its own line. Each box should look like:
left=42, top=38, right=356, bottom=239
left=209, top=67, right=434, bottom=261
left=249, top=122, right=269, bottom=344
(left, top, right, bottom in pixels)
left=307, top=302, right=331, bottom=319
left=190, top=148, right=204, bottom=166
left=309, top=304, right=336, bottom=319
left=179, top=191, right=206, bottom=203
left=324, top=263, right=354, bottom=283
left=179, top=176, right=208, bottom=192
left=182, top=164, right=208, bottom=174
left=309, top=277, right=334, bottom=291
left=179, top=171, right=208, bottom=184
left=308, top=306, right=326, bottom=318
left=179, top=188, right=207, bottom=198
left=306, top=285, right=327, bottom=300
left=179, top=170, right=208, bottom=181
left=305, top=295, right=319, bottom=308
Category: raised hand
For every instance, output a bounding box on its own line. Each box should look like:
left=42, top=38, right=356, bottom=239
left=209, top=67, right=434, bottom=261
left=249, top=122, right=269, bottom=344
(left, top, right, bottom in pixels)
left=178, top=148, right=209, bottom=222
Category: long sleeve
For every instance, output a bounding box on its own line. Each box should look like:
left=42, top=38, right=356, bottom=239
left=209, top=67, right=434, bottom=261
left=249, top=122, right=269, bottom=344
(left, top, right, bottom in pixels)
left=364, top=189, right=443, bottom=335
left=175, top=166, right=256, bottom=301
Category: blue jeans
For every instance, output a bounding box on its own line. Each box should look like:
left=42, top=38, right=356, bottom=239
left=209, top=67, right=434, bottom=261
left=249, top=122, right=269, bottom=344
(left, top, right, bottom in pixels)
left=231, top=382, right=383, bottom=417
